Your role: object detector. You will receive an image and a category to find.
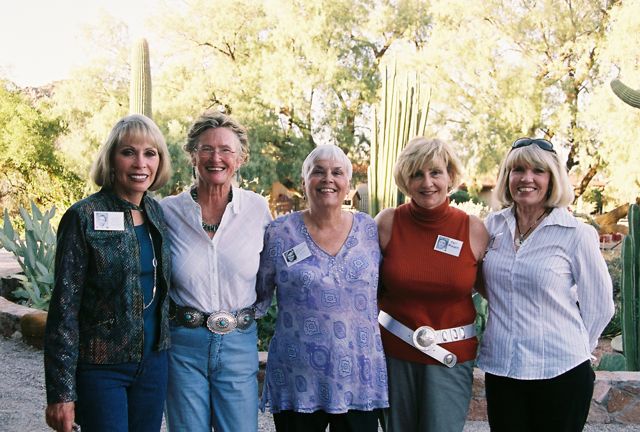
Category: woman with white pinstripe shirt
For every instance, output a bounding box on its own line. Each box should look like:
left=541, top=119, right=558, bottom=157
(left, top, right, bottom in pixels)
left=477, top=138, right=614, bottom=432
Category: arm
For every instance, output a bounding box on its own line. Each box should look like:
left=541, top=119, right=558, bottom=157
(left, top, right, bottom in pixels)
left=572, top=224, right=615, bottom=352
left=374, top=208, right=395, bottom=252
left=469, top=215, right=490, bottom=298
left=44, top=208, right=88, bottom=409
left=254, top=223, right=277, bottom=318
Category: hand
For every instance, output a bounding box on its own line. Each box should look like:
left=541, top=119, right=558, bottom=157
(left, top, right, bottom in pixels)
left=45, top=402, right=75, bottom=432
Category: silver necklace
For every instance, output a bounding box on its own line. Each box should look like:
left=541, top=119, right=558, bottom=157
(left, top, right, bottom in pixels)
left=514, top=209, right=548, bottom=247
left=144, top=230, right=157, bottom=309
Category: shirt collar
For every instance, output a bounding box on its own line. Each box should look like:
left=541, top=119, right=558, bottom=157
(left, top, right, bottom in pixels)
left=497, top=205, right=577, bottom=229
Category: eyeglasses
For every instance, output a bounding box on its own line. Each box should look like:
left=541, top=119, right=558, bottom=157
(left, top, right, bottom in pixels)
left=511, top=137, right=556, bottom=153
left=196, top=146, right=236, bottom=157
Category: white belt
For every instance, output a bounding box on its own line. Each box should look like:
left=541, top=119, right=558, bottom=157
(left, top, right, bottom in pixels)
left=378, top=310, right=476, bottom=368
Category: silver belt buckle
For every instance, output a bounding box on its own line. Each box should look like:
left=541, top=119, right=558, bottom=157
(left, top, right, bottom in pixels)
left=236, top=308, right=255, bottom=330
left=206, top=311, right=237, bottom=334
left=413, top=325, right=437, bottom=351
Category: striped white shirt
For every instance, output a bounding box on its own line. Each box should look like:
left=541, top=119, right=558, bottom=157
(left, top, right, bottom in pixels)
left=160, top=187, right=272, bottom=313
left=477, top=206, right=614, bottom=380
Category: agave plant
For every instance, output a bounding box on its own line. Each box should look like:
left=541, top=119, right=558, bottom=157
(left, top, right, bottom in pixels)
left=0, top=202, right=56, bottom=310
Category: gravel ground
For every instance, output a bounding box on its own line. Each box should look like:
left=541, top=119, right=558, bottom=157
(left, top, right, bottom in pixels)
left=1, top=334, right=638, bottom=432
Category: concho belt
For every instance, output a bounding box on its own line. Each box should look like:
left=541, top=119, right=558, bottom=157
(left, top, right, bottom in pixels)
left=378, top=310, right=476, bottom=368
left=170, top=301, right=255, bottom=335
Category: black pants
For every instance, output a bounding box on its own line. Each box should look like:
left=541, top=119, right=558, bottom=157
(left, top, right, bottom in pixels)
left=273, top=409, right=381, bottom=432
left=485, top=360, right=595, bottom=432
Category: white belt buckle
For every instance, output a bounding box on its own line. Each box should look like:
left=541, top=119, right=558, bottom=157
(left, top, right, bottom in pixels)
left=413, top=326, right=437, bottom=351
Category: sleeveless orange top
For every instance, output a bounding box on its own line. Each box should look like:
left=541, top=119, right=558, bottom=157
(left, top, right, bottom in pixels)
left=379, top=198, right=478, bottom=365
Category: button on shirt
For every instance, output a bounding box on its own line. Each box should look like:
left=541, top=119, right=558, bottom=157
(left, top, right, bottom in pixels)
left=160, top=187, right=272, bottom=313
left=477, top=206, right=614, bottom=380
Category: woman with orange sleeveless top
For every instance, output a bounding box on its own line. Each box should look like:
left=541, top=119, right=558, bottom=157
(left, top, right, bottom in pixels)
left=375, top=137, right=488, bottom=432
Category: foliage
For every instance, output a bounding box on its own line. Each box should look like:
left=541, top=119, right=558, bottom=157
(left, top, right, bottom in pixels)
left=368, top=68, right=430, bottom=216
left=621, top=204, right=640, bottom=370
left=596, top=353, right=627, bottom=371
left=473, top=292, right=488, bottom=345
left=0, top=202, right=56, bottom=311
left=257, top=298, right=278, bottom=352
left=602, top=249, right=622, bottom=338
left=0, top=81, right=83, bottom=219
left=450, top=199, right=491, bottom=220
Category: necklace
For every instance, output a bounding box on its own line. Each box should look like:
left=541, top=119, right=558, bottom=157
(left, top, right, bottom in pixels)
left=514, top=208, right=548, bottom=247
left=190, top=187, right=233, bottom=233
left=144, top=230, right=157, bottom=309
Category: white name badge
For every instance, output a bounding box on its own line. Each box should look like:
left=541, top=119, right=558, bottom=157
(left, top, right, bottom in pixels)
left=434, top=235, right=463, bottom=257
left=282, top=242, right=312, bottom=267
left=94, top=211, right=125, bottom=231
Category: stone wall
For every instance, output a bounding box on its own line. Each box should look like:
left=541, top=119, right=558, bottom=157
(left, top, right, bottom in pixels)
left=468, top=368, right=640, bottom=424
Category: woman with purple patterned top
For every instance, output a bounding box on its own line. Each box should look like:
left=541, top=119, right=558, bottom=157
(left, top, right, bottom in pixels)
left=255, top=145, right=389, bottom=432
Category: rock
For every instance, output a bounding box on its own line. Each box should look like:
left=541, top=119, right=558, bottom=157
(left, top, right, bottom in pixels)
left=20, top=311, right=47, bottom=349
left=612, top=335, right=623, bottom=353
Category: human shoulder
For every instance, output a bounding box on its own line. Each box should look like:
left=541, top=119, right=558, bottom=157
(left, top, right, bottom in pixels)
left=374, top=207, right=396, bottom=229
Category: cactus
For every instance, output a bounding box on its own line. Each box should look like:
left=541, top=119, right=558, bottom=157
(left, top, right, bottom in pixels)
left=0, top=202, right=56, bottom=311
left=129, top=38, right=152, bottom=118
left=621, top=203, right=640, bottom=370
left=611, top=79, right=640, bottom=109
left=368, top=67, right=430, bottom=216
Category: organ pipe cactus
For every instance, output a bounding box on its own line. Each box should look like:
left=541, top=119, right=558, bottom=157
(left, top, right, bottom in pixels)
left=611, top=79, right=640, bottom=109
left=368, top=67, right=430, bottom=216
left=129, top=38, right=152, bottom=118
left=621, top=203, right=640, bottom=370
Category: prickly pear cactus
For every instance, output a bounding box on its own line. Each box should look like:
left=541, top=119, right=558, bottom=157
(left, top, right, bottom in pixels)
left=129, top=38, right=152, bottom=118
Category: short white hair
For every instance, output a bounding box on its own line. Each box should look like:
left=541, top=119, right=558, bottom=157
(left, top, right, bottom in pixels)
left=301, top=145, right=353, bottom=182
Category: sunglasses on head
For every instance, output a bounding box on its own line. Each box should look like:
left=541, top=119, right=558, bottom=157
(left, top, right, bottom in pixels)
left=511, top=137, right=556, bottom=154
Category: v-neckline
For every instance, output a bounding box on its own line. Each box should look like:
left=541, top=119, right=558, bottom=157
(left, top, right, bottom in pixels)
left=298, top=211, right=355, bottom=258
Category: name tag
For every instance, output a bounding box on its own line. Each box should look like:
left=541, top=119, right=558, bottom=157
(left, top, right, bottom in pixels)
left=434, top=235, right=463, bottom=257
left=94, top=211, right=125, bottom=231
left=282, top=242, right=312, bottom=267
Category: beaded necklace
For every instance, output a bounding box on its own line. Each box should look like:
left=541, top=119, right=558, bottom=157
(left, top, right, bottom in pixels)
left=190, top=187, right=233, bottom=233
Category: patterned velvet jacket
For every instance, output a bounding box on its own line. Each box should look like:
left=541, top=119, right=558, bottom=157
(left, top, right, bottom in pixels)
left=44, top=188, right=172, bottom=404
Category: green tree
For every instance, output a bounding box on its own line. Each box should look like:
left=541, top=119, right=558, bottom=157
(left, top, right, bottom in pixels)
left=0, top=80, right=83, bottom=218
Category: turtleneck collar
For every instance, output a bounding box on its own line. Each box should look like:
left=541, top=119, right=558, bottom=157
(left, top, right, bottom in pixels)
left=408, top=197, right=450, bottom=224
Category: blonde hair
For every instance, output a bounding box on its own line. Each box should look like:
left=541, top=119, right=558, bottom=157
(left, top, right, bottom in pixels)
left=393, top=137, right=463, bottom=196
left=91, top=114, right=171, bottom=190
left=184, top=110, right=249, bottom=164
left=493, top=144, right=574, bottom=208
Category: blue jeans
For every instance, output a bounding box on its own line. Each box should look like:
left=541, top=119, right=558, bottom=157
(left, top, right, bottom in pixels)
left=75, top=349, right=168, bottom=432
left=165, top=321, right=259, bottom=432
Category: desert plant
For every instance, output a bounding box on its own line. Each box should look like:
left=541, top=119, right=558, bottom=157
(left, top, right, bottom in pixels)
left=368, top=67, right=430, bottom=216
left=129, top=38, right=152, bottom=118
left=621, top=203, right=640, bottom=370
left=0, top=202, right=56, bottom=310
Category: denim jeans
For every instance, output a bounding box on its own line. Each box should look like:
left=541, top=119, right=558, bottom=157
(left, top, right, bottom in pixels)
left=165, top=321, right=259, bottom=432
left=75, top=349, right=168, bottom=432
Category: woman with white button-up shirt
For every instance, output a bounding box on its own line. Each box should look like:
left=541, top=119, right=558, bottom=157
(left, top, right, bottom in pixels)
left=478, top=137, right=614, bottom=432
left=160, top=110, right=272, bottom=432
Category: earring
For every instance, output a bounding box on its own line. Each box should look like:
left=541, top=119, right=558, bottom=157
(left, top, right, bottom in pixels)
left=192, top=166, right=197, bottom=179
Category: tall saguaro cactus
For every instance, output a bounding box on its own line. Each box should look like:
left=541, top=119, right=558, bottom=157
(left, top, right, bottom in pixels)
left=368, top=67, right=430, bottom=216
left=621, top=204, right=640, bottom=370
left=611, top=79, right=640, bottom=109
left=129, top=38, right=152, bottom=118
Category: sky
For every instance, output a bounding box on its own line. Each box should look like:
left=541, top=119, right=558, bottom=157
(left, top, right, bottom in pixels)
left=0, top=0, right=156, bottom=87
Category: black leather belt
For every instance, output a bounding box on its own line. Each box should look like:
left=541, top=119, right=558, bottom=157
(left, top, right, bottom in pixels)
left=170, top=300, right=255, bottom=335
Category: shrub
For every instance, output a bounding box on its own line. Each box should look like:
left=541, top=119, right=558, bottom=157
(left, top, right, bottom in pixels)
left=0, top=202, right=56, bottom=310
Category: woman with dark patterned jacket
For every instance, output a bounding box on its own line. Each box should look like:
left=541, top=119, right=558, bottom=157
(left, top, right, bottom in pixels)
left=44, top=114, right=173, bottom=432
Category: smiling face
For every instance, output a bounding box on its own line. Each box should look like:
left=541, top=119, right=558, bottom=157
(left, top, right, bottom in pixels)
left=407, top=157, right=451, bottom=210
left=191, top=127, right=243, bottom=188
left=111, top=136, right=160, bottom=205
left=303, top=159, right=350, bottom=210
left=508, top=163, right=551, bottom=211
